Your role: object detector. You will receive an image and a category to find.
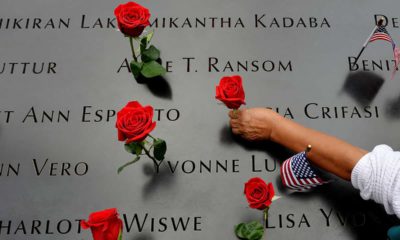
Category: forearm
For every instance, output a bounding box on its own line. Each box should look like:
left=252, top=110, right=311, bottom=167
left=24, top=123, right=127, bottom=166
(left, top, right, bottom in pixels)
left=269, top=113, right=368, bottom=180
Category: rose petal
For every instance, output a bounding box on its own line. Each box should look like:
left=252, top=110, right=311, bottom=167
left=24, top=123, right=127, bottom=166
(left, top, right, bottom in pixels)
left=244, top=177, right=274, bottom=210
left=116, top=101, right=156, bottom=144
left=215, top=75, right=245, bottom=109
left=125, top=101, right=143, bottom=109
left=117, top=129, right=126, bottom=142
left=126, top=121, right=156, bottom=143
left=114, top=2, right=151, bottom=37
left=87, top=208, right=118, bottom=224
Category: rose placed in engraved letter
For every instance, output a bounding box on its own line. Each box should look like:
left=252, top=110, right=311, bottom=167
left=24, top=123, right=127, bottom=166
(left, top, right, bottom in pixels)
left=116, top=101, right=156, bottom=144
left=114, top=2, right=167, bottom=81
left=114, top=2, right=151, bottom=37
left=235, top=178, right=279, bottom=240
left=215, top=75, right=245, bottom=109
left=115, top=101, right=167, bottom=174
left=81, top=208, right=123, bottom=240
left=244, top=177, right=275, bottom=210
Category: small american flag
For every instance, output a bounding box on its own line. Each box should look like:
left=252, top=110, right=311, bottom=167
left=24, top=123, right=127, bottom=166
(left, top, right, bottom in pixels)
left=368, top=26, right=400, bottom=79
left=369, top=26, right=394, bottom=44
left=280, top=151, right=329, bottom=191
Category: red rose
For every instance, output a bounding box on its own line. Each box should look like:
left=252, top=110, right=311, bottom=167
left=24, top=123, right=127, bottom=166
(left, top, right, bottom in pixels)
left=114, top=2, right=151, bottom=37
left=215, top=75, right=245, bottom=109
left=244, top=177, right=275, bottom=210
left=116, top=101, right=156, bottom=144
left=81, top=208, right=123, bottom=240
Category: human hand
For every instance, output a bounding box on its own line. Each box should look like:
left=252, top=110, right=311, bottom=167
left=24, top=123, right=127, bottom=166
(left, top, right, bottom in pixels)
left=228, top=108, right=279, bottom=141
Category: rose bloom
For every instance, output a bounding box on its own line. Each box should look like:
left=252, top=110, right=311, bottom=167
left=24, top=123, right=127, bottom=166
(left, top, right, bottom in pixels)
left=116, top=101, right=156, bottom=143
left=114, top=2, right=151, bottom=37
left=215, top=75, right=245, bottom=109
left=244, top=177, right=275, bottom=210
left=81, top=208, right=123, bottom=240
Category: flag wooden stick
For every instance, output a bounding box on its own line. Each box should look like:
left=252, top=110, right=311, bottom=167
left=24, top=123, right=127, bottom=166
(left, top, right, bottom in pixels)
left=352, top=18, right=385, bottom=69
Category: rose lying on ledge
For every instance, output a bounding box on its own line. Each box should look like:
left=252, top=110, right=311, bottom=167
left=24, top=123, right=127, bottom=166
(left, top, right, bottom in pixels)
left=114, top=2, right=166, bottom=82
left=116, top=101, right=167, bottom=173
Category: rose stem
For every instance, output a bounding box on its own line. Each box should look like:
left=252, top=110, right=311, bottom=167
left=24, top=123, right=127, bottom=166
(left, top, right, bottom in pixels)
left=232, top=109, right=238, bottom=118
left=133, top=37, right=143, bottom=58
left=129, top=37, right=138, bottom=62
left=263, top=207, right=269, bottom=228
left=148, top=134, right=156, bottom=140
left=141, top=142, right=157, bottom=164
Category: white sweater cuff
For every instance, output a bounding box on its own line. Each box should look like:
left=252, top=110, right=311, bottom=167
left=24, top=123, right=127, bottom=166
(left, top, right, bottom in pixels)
left=351, top=145, right=400, bottom=218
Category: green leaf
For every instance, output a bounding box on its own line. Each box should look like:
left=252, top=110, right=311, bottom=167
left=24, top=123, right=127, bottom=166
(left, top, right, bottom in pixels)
left=140, top=38, right=148, bottom=53
left=234, top=221, right=264, bottom=240
left=140, top=31, right=154, bottom=54
left=130, top=61, right=143, bottom=80
left=143, top=31, right=154, bottom=45
left=141, top=45, right=160, bottom=62
left=124, top=142, right=143, bottom=155
left=146, top=31, right=154, bottom=43
left=248, top=230, right=263, bottom=240
left=117, top=156, right=140, bottom=174
left=234, top=223, right=247, bottom=239
left=153, top=138, right=167, bottom=161
left=246, top=221, right=263, bottom=232
left=246, top=221, right=264, bottom=240
left=140, top=60, right=166, bottom=78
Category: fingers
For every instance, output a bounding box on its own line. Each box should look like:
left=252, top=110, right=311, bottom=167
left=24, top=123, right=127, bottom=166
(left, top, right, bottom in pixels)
left=231, top=127, right=241, bottom=135
left=230, top=118, right=239, bottom=127
left=229, top=109, right=246, bottom=135
left=230, top=119, right=241, bottom=135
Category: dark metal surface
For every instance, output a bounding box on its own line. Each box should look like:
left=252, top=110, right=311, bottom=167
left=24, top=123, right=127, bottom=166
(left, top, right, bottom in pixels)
left=0, top=0, right=400, bottom=239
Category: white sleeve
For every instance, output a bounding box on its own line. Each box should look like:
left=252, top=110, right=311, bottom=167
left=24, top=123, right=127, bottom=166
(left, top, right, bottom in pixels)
left=351, top=145, right=400, bottom=218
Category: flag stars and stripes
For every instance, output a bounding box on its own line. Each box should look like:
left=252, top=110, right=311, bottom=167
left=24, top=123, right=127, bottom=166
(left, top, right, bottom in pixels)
left=368, top=26, right=400, bottom=79
left=355, top=22, right=400, bottom=79
left=369, top=26, right=394, bottom=44
left=280, top=151, right=329, bottom=192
